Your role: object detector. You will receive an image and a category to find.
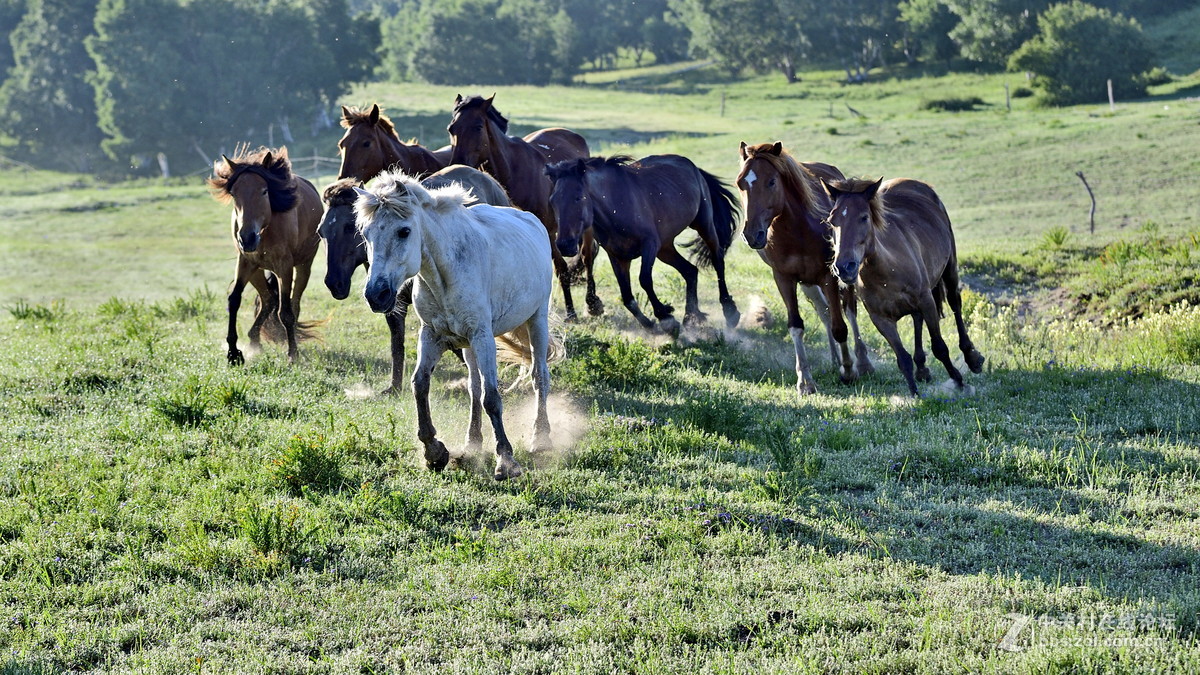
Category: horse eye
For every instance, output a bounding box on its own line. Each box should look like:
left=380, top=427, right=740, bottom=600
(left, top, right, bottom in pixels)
left=261, top=188, right=268, bottom=196
left=362, top=140, right=371, bottom=148
left=398, top=227, right=411, bottom=239
left=768, top=178, right=776, bottom=187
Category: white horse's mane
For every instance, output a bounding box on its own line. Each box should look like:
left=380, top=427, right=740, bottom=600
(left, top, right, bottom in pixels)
left=354, top=170, right=475, bottom=231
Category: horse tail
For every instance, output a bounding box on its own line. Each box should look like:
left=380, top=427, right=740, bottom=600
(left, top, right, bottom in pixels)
left=495, top=318, right=566, bottom=392
left=251, top=294, right=328, bottom=343
left=700, top=168, right=739, bottom=252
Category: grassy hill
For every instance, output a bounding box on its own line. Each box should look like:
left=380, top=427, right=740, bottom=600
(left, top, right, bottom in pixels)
left=1, top=66, right=1199, bottom=671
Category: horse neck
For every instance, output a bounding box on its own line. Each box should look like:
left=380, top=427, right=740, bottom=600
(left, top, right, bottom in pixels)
left=414, top=206, right=461, bottom=292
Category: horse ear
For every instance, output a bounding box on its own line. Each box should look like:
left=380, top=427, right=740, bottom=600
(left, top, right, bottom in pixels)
left=864, top=177, right=884, bottom=201
left=220, top=154, right=235, bottom=173
left=769, top=142, right=783, bottom=156
left=820, top=177, right=841, bottom=201
left=341, top=105, right=352, bottom=122
left=454, top=93, right=463, bottom=105
left=369, top=104, right=380, bottom=124
left=352, top=185, right=379, bottom=208
left=739, top=141, right=749, bottom=160
left=485, top=93, right=495, bottom=107
left=262, top=151, right=274, bottom=167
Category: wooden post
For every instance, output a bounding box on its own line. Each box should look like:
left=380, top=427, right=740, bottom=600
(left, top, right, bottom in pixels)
left=1076, top=171, right=1096, bottom=235
left=720, top=91, right=726, bottom=117
left=1005, top=83, right=1011, bottom=112
left=1107, top=79, right=1114, bottom=112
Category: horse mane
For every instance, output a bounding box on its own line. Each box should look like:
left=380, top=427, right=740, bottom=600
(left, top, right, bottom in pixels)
left=340, top=105, right=397, bottom=137
left=322, top=178, right=361, bottom=207
left=453, top=95, right=509, bottom=134
left=546, top=155, right=635, bottom=182
left=355, top=170, right=472, bottom=229
left=826, top=177, right=892, bottom=231
left=207, top=146, right=299, bottom=213
left=741, top=143, right=826, bottom=222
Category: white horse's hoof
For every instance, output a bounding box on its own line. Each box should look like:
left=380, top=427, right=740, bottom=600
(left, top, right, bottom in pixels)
left=494, top=455, right=524, bottom=481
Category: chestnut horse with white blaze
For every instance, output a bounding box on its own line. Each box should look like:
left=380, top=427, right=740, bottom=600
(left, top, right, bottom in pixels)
left=736, top=141, right=874, bottom=396
left=355, top=171, right=561, bottom=480
left=822, top=176, right=984, bottom=396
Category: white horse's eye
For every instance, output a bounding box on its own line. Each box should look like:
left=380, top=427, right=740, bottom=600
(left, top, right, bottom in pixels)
left=398, top=227, right=411, bottom=239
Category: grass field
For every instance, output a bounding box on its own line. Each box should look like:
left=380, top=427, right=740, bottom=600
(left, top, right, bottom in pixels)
left=1, top=62, right=1199, bottom=672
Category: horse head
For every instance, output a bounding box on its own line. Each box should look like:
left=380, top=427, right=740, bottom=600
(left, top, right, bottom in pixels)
left=545, top=158, right=592, bottom=257
left=355, top=172, right=426, bottom=313
left=319, top=178, right=368, bottom=300
left=736, top=141, right=787, bottom=250
left=338, top=103, right=393, bottom=181
left=822, top=176, right=884, bottom=285
left=448, top=94, right=503, bottom=169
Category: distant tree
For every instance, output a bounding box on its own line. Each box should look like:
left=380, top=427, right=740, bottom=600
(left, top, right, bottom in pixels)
left=898, top=0, right=960, bottom=62
left=0, top=0, right=24, bottom=77
left=672, top=0, right=814, bottom=82
left=1009, top=1, right=1155, bottom=106
left=943, top=0, right=1050, bottom=66
left=0, top=0, right=104, bottom=170
left=87, top=0, right=373, bottom=175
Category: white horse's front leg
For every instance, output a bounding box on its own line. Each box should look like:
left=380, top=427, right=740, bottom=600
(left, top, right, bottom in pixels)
left=468, top=332, right=524, bottom=481
left=412, top=326, right=449, bottom=471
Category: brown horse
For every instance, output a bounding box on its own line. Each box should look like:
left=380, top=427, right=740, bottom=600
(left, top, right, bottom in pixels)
left=736, top=141, right=874, bottom=396
left=822, top=176, right=984, bottom=396
left=208, top=146, right=322, bottom=365
left=337, top=104, right=450, bottom=181
left=447, top=94, right=602, bottom=320
left=319, top=165, right=510, bottom=392
left=546, top=154, right=740, bottom=333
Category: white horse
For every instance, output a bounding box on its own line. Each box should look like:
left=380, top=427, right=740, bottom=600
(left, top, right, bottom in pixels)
left=354, top=171, right=559, bottom=480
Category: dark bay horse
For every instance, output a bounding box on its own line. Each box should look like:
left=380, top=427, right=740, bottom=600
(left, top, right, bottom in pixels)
left=337, top=104, right=450, bottom=181
left=546, top=154, right=740, bottom=333
left=447, top=94, right=602, bottom=320
left=208, top=146, right=322, bottom=365
left=822, top=176, right=985, bottom=396
left=319, top=165, right=510, bottom=392
left=736, top=141, right=874, bottom=396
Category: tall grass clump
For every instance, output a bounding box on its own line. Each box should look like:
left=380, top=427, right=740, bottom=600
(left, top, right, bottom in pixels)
left=269, top=433, right=344, bottom=496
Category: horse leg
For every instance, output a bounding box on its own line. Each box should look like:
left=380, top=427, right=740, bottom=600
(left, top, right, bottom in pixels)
left=382, top=279, right=414, bottom=396
left=656, top=243, right=702, bottom=326
left=610, top=257, right=656, bottom=330
left=801, top=284, right=838, bottom=368
left=583, top=230, right=604, bottom=317
left=412, top=326, right=450, bottom=471
left=912, top=314, right=932, bottom=383
left=527, top=309, right=553, bottom=454
left=273, top=265, right=299, bottom=364
left=775, top=271, right=816, bottom=396
left=821, top=279, right=855, bottom=383
left=635, top=245, right=680, bottom=334
left=290, top=260, right=313, bottom=331
left=919, top=293, right=965, bottom=390
left=842, top=286, right=875, bottom=376
left=463, top=347, right=485, bottom=455
left=467, top=331, right=523, bottom=481
left=226, top=259, right=258, bottom=365
left=692, top=224, right=740, bottom=328
left=246, top=269, right=277, bottom=347
left=942, top=263, right=985, bottom=373
left=868, top=312, right=920, bottom=397
left=552, top=246, right=578, bottom=321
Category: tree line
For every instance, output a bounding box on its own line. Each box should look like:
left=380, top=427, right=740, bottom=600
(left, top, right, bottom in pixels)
left=0, top=0, right=1189, bottom=175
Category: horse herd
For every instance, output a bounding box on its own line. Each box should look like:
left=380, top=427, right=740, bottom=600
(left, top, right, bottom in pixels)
left=207, top=96, right=985, bottom=480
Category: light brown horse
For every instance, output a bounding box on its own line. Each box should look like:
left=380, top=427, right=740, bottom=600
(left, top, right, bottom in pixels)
left=736, top=141, right=873, bottom=396
left=337, top=104, right=450, bottom=181
left=822, top=176, right=984, bottom=396
left=208, top=146, right=322, bottom=365
left=447, top=94, right=602, bottom=320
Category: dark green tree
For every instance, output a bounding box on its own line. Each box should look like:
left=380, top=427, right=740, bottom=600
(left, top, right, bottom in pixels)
left=672, top=0, right=814, bottom=81
left=943, top=0, right=1050, bottom=66
left=0, top=0, right=104, bottom=170
left=898, top=0, right=960, bottom=62
left=1008, top=0, right=1155, bottom=106
left=0, top=0, right=25, bottom=77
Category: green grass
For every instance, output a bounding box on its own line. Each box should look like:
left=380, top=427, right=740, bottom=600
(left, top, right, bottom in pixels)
left=1, top=63, right=1200, bottom=671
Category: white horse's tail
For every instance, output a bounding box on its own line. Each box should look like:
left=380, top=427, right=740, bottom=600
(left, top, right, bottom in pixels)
left=495, top=318, right=565, bottom=392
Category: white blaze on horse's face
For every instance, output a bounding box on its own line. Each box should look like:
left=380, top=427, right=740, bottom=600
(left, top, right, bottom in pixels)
left=829, top=196, right=872, bottom=285
left=744, top=169, right=757, bottom=188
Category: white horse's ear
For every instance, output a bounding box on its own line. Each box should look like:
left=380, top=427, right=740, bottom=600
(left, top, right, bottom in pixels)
left=353, top=186, right=379, bottom=208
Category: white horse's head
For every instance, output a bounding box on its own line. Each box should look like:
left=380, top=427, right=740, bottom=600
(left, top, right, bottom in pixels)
left=355, top=172, right=430, bottom=313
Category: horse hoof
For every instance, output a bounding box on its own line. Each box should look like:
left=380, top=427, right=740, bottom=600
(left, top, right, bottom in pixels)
left=839, top=370, right=858, bottom=384
left=856, top=362, right=876, bottom=377
left=796, top=382, right=817, bottom=397
left=227, top=349, right=245, bottom=366
left=564, top=310, right=579, bottom=323
left=425, top=440, right=451, bottom=472
left=380, top=384, right=404, bottom=397
left=494, top=455, right=524, bottom=481
left=966, top=351, right=985, bottom=374
left=683, top=311, right=708, bottom=327
left=586, top=297, right=604, bottom=316
left=722, top=303, right=740, bottom=329
left=657, top=316, right=681, bottom=337
left=916, top=367, right=933, bottom=383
